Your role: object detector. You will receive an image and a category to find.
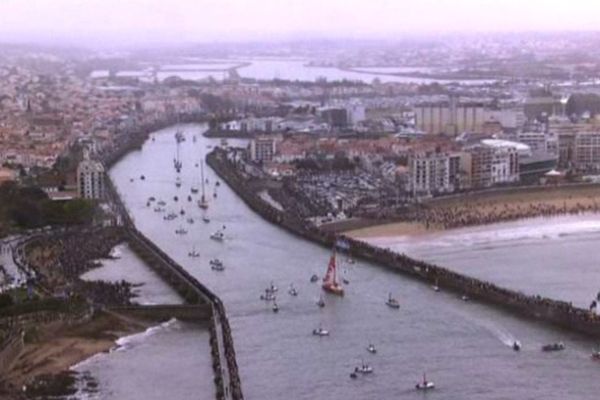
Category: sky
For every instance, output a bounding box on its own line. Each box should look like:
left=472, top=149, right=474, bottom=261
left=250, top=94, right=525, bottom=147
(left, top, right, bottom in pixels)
left=1, top=0, right=600, bottom=46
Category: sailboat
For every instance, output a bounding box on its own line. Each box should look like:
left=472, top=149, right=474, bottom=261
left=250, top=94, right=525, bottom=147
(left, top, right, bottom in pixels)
left=415, top=373, right=435, bottom=390
left=322, top=251, right=344, bottom=296
left=173, top=137, right=182, bottom=173
left=188, top=246, right=200, bottom=258
left=198, top=159, right=209, bottom=210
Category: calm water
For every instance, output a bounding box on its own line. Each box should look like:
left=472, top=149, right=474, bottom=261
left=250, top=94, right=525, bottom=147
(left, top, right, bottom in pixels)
left=97, top=123, right=600, bottom=400
left=368, top=215, right=600, bottom=309
left=82, top=243, right=182, bottom=305
left=91, top=59, right=495, bottom=85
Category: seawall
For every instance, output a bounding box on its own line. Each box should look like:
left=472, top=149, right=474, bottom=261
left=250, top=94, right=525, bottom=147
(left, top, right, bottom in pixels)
left=206, top=147, right=600, bottom=339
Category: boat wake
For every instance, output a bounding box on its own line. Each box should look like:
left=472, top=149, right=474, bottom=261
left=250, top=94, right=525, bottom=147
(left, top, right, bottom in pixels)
left=115, top=318, right=180, bottom=351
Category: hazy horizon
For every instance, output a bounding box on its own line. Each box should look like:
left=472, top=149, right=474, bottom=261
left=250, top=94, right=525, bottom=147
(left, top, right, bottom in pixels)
left=2, top=0, right=600, bottom=48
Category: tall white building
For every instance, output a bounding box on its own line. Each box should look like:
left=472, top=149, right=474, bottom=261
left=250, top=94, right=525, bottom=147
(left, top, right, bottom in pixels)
left=408, top=151, right=457, bottom=196
left=77, top=151, right=105, bottom=199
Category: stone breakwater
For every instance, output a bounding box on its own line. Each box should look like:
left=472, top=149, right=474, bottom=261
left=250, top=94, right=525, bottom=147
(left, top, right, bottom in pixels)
left=206, top=148, right=600, bottom=339
left=104, top=172, right=243, bottom=400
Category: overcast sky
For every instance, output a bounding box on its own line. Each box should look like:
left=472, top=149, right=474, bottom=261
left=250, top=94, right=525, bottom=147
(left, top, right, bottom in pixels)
left=1, top=0, right=600, bottom=46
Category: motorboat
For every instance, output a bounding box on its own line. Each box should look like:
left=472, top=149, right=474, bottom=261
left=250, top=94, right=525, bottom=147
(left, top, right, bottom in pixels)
left=202, top=216, right=210, bottom=223
left=316, top=296, right=325, bottom=308
left=542, top=342, right=565, bottom=352
left=140, top=175, right=145, bottom=180
left=272, top=302, right=279, bottom=313
left=157, top=200, right=166, bottom=206
left=187, top=195, right=192, bottom=202
left=175, top=227, right=188, bottom=235
left=188, top=246, right=200, bottom=258
left=385, top=293, right=400, bottom=309
left=210, top=259, right=224, bottom=271
left=213, top=192, right=217, bottom=198
left=592, top=349, right=600, bottom=360
left=350, top=372, right=358, bottom=379
left=148, top=196, right=156, bottom=202
left=216, top=181, right=221, bottom=187
left=310, top=274, right=319, bottom=283
left=187, top=217, right=194, bottom=224
left=180, top=208, right=185, bottom=215
left=354, top=363, right=373, bottom=374
left=173, top=196, right=179, bottom=202
left=322, top=251, right=344, bottom=296
left=210, top=231, right=224, bottom=241
left=260, top=291, right=276, bottom=301
left=191, top=187, right=199, bottom=194
left=342, top=278, right=350, bottom=285
left=513, top=341, right=522, bottom=351
left=267, top=282, right=278, bottom=293
left=461, top=295, right=470, bottom=302
left=415, top=374, right=435, bottom=391
left=154, top=207, right=165, bottom=213
left=367, top=343, right=377, bottom=354
left=163, top=213, right=177, bottom=221
left=312, top=327, right=329, bottom=336
left=175, top=177, right=182, bottom=188
left=130, top=178, right=134, bottom=182
left=432, top=278, right=440, bottom=292
left=288, top=285, right=298, bottom=296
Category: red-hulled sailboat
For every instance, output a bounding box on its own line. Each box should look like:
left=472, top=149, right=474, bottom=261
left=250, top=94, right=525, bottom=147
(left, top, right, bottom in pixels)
left=322, top=251, right=344, bottom=296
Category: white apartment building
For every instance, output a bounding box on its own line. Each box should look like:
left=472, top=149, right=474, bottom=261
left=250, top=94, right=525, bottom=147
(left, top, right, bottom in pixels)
left=77, top=151, right=105, bottom=199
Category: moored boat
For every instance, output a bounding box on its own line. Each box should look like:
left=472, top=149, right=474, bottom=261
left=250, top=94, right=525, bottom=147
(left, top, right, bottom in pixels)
left=367, top=343, right=377, bottom=354
left=513, top=341, right=522, bottom=351
left=210, top=231, right=224, bottom=241
left=312, top=326, right=329, bottom=336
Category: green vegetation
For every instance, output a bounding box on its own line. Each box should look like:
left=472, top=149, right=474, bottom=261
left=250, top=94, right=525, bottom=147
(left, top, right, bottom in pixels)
left=0, top=182, right=95, bottom=232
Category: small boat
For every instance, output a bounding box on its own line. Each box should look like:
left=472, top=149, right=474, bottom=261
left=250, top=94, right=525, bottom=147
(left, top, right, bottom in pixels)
left=288, top=285, right=298, bottom=296
left=188, top=195, right=192, bottom=202
left=157, top=200, right=166, bottom=206
left=354, top=363, right=373, bottom=374
left=432, top=278, right=440, bottom=292
left=461, top=294, right=470, bottom=301
left=366, top=343, right=377, bottom=354
left=173, top=196, right=179, bottom=202
left=202, top=216, right=210, bottom=223
left=316, top=296, right=325, bottom=308
left=130, top=178, right=134, bottom=182
left=147, top=201, right=152, bottom=207
left=191, top=187, right=199, bottom=194
left=385, top=293, right=400, bottom=309
left=187, top=217, right=194, bottom=224
left=310, top=274, right=319, bottom=283
left=216, top=181, right=221, bottom=187
left=175, top=227, right=187, bottom=235
left=350, top=372, right=358, bottom=379
left=163, top=213, right=177, bottom=221
left=513, top=341, right=521, bottom=351
left=346, top=257, right=355, bottom=265
left=180, top=208, right=186, bottom=215
left=154, top=207, right=165, bottom=213
left=542, top=342, right=565, bottom=352
left=312, top=326, right=329, bottom=336
left=140, top=175, right=145, bottom=180
left=592, top=349, right=600, bottom=361
left=210, top=259, right=224, bottom=271
left=213, top=192, right=217, bottom=198
left=322, top=251, right=344, bottom=296
left=188, top=247, right=200, bottom=258
left=272, top=302, right=279, bottom=313
left=267, top=282, right=278, bottom=293
left=175, top=177, right=182, bottom=188
left=210, top=231, right=224, bottom=241
left=342, top=278, right=350, bottom=285
left=415, top=373, right=435, bottom=391
left=148, top=196, right=156, bottom=202
left=260, top=291, right=276, bottom=301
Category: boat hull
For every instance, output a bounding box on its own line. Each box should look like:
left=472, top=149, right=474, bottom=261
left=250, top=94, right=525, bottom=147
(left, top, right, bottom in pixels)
left=322, top=284, right=344, bottom=296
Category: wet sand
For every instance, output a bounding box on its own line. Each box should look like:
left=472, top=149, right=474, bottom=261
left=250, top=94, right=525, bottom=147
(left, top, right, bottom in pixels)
left=4, top=311, right=148, bottom=388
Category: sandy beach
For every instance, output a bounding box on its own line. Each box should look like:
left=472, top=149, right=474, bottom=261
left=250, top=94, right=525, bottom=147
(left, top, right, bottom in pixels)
left=346, top=184, right=600, bottom=239
left=4, top=311, right=148, bottom=390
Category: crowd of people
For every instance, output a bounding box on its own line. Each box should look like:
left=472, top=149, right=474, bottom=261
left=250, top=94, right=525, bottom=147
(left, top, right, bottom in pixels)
left=212, top=149, right=600, bottom=336
left=409, top=198, right=600, bottom=230
left=23, top=227, right=133, bottom=306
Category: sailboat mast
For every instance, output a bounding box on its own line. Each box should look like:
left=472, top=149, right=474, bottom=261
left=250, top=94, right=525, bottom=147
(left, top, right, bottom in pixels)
left=200, top=158, right=206, bottom=201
